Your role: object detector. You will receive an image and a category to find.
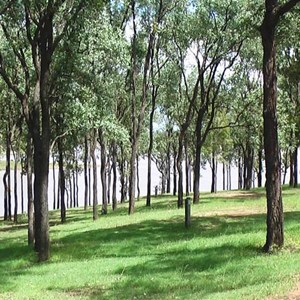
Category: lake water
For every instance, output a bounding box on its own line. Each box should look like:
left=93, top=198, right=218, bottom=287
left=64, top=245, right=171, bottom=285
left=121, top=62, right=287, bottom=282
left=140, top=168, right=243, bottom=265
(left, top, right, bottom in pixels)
left=0, top=158, right=255, bottom=217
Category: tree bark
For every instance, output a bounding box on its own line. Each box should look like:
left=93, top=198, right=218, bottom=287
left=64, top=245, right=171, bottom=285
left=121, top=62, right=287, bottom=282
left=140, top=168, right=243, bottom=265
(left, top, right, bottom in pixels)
left=136, top=154, right=140, bottom=201
left=99, top=129, right=107, bottom=214
left=91, top=131, right=98, bottom=220
left=5, top=126, right=12, bottom=221
left=259, top=0, right=297, bottom=251
left=258, top=148, right=263, bottom=188
left=173, top=147, right=177, bottom=196
left=112, top=141, right=117, bottom=210
left=13, top=150, right=19, bottom=224
left=58, top=138, right=66, bottom=223
left=293, top=147, right=298, bottom=187
left=84, top=135, right=89, bottom=210
left=52, top=152, right=56, bottom=210
left=177, top=131, right=185, bottom=208
left=27, top=134, right=34, bottom=246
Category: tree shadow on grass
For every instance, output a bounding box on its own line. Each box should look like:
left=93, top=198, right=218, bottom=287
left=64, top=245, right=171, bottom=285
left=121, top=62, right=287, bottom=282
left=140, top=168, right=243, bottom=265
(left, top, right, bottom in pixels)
left=1, top=209, right=300, bottom=299
left=49, top=213, right=263, bottom=262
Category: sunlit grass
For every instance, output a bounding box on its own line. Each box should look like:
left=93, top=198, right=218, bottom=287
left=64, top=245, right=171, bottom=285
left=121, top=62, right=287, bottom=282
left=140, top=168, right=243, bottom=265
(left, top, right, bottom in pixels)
left=1, top=187, right=300, bottom=299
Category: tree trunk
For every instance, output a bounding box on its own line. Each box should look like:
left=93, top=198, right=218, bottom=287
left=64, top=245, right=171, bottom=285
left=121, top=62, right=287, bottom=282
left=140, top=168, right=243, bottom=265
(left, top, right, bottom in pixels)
left=166, top=131, right=171, bottom=194
left=177, top=131, right=185, bottom=208
left=3, top=173, right=8, bottom=221
left=84, top=135, right=89, bottom=210
left=258, top=148, right=263, bottom=188
left=238, top=155, right=243, bottom=190
left=52, top=152, right=56, bottom=210
left=91, top=131, right=98, bottom=220
left=13, top=150, right=19, bottom=224
left=185, top=141, right=190, bottom=196
left=88, top=145, right=91, bottom=207
left=107, top=156, right=111, bottom=205
left=112, top=141, right=117, bottom=210
left=223, top=162, right=226, bottom=191
left=69, top=175, right=72, bottom=209
left=193, top=132, right=202, bottom=204
left=27, top=134, right=34, bottom=246
left=260, top=3, right=285, bottom=251
left=99, top=129, right=107, bottom=214
left=210, top=152, right=217, bottom=193
left=289, top=149, right=294, bottom=187
left=293, top=147, right=298, bottom=187
left=21, top=165, right=24, bottom=214
left=5, top=126, right=12, bottom=221
left=136, top=154, right=140, bottom=201
left=129, top=141, right=137, bottom=213
left=244, top=143, right=254, bottom=190
left=58, top=138, right=66, bottom=223
left=173, top=148, right=177, bottom=196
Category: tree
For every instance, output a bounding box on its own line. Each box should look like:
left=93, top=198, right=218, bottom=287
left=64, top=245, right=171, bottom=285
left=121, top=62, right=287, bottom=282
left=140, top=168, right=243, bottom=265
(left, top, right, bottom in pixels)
left=259, top=0, right=300, bottom=252
left=0, top=0, right=85, bottom=261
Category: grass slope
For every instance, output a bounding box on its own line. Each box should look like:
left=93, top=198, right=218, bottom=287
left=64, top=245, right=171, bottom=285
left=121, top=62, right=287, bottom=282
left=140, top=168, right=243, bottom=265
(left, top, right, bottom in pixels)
left=1, top=187, right=300, bottom=299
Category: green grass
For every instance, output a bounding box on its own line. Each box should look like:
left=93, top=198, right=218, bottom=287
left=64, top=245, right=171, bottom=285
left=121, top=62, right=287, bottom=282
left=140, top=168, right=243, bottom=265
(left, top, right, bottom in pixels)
left=1, top=187, right=300, bottom=299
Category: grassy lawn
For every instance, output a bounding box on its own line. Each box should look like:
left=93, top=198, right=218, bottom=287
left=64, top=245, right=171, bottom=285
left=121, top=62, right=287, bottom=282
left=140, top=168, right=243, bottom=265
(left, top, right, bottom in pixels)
left=1, top=187, right=300, bottom=299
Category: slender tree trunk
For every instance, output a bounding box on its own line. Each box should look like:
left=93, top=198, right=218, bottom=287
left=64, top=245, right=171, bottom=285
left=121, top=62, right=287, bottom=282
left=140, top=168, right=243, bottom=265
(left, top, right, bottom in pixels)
left=99, top=129, right=107, bottom=214
left=223, top=162, right=226, bottom=191
left=293, top=147, right=298, bottom=187
left=112, top=141, right=117, bottom=210
left=211, top=152, right=217, bottom=193
left=173, top=148, right=177, bottom=196
left=13, top=150, right=19, bottom=224
left=68, top=172, right=74, bottom=208
left=3, top=173, right=8, bottom=221
left=185, top=141, right=190, bottom=196
left=58, top=138, right=66, bottom=223
left=166, top=131, right=171, bottom=194
left=57, top=171, right=60, bottom=210
left=75, top=154, right=79, bottom=207
left=244, top=143, right=254, bottom=190
left=129, top=141, right=137, bottom=213
left=52, top=153, right=56, bottom=210
left=258, top=148, right=263, bottom=188
left=72, top=170, right=76, bottom=208
left=146, top=84, right=156, bottom=206
left=289, top=149, right=294, bottom=187
left=193, top=131, right=202, bottom=204
left=27, top=134, right=34, bottom=246
left=107, top=157, right=111, bottom=205
left=6, top=127, right=12, bottom=221
left=84, top=135, right=89, bottom=210
left=91, top=131, right=98, bottom=220
left=88, top=145, right=91, bottom=207
left=21, top=166, right=24, bottom=214
left=238, top=155, right=243, bottom=190
left=136, top=154, right=140, bottom=201
left=282, top=151, right=288, bottom=185
left=177, top=131, right=185, bottom=208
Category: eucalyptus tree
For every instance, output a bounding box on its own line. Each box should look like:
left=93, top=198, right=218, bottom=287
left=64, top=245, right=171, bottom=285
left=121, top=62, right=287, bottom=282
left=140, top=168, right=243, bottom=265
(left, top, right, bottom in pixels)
left=277, top=41, right=300, bottom=187
left=0, top=0, right=87, bottom=261
left=126, top=0, right=173, bottom=214
left=259, top=0, right=300, bottom=252
left=168, top=0, right=245, bottom=205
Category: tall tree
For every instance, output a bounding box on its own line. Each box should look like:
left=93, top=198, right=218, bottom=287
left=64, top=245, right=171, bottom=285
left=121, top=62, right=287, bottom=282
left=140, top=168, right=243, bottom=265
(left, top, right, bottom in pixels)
left=259, top=0, right=300, bottom=252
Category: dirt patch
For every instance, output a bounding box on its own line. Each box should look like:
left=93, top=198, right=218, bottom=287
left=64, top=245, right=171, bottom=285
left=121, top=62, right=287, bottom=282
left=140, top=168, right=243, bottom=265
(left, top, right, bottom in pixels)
left=194, top=208, right=265, bottom=218
left=216, top=190, right=265, bottom=200
left=267, top=278, right=300, bottom=300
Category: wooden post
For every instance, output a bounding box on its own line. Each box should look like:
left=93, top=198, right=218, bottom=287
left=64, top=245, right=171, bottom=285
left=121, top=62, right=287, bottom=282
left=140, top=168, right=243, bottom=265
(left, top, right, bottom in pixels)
left=185, top=197, right=191, bottom=228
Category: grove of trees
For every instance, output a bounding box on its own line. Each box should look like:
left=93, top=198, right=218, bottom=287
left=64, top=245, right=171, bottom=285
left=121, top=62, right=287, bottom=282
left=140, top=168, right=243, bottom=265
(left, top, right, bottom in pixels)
left=0, top=0, right=300, bottom=261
